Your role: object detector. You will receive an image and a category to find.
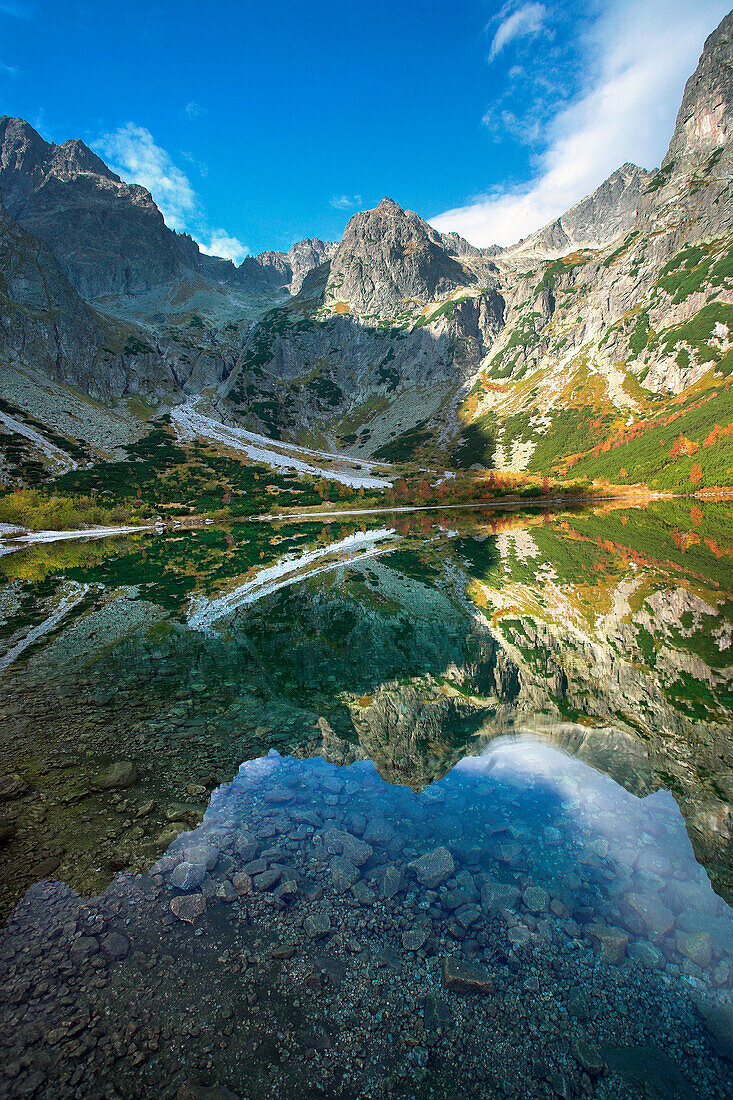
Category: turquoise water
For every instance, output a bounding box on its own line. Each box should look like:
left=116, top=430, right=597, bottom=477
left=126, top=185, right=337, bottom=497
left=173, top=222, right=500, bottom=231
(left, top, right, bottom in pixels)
left=0, top=502, right=732, bottom=1097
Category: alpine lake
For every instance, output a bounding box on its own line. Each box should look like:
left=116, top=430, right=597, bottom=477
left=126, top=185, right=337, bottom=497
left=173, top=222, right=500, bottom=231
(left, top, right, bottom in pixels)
left=0, top=499, right=732, bottom=1100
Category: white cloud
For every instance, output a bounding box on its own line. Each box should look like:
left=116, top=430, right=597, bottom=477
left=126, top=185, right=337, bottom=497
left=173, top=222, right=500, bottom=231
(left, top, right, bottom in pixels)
left=94, top=122, right=248, bottom=262
left=330, top=193, right=363, bottom=210
left=94, top=123, right=197, bottom=232
left=432, top=0, right=731, bottom=247
left=489, top=2, right=548, bottom=62
left=183, top=101, right=207, bottom=120
left=200, top=230, right=249, bottom=265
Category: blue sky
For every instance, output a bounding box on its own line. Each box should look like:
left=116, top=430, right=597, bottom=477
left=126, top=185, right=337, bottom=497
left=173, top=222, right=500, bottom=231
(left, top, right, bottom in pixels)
left=0, top=0, right=729, bottom=257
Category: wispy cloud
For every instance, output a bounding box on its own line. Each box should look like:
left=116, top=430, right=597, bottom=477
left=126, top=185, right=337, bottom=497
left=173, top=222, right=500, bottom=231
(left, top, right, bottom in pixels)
left=432, top=0, right=730, bottom=247
left=95, top=123, right=197, bottom=232
left=94, top=122, right=248, bottom=262
left=183, top=101, right=206, bottom=120
left=0, top=62, right=19, bottom=75
left=330, top=193, right=362, bottom=210
left=181, top=149, right=209, bottom=177
left=200, top=229, right=249, bottom=265
left=0, top=2, right=32, bottom=17
left=489, top=2, right=548, bottom=62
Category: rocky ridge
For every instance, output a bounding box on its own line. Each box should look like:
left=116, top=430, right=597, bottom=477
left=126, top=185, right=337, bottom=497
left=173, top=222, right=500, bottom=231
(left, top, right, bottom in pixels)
left=0, top=14, right=732, bottom=485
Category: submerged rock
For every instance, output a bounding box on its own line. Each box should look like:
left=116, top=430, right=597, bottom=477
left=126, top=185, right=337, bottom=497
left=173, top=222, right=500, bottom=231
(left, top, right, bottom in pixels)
left=523, top=885, right=550, bottom=914
left=170, top=893, right=206, bottom=924
left=689, top=990, right=733, bottom=1061
left=572, top=1038, right=606, bottom=1076
left=402, top=924, right=430, bottom=951
left=101, top=931, right=130, bottom=961
left=321, top=828, right=373, bottom=866
left=169, top=861, right=206, bottom=892
left=586, top=923, right=629, bottom=964
left=408, top=846, right=455, bottom=888
left=675, top=930, right=713, bottom=968
left=304, top=912, right=331, bottom=939
left=441, top=956, right=494, bottom=994
left=329, top=856, right=360, bottom=892
left=91, top=761, right=138, bottom=790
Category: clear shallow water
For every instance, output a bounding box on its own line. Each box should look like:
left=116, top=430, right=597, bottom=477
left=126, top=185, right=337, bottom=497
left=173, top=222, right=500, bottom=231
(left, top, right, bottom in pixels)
left=0, top=500, right=732, bottom=1098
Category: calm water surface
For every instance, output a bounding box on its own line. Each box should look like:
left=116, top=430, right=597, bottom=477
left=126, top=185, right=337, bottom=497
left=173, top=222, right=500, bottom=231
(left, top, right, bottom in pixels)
left=0, top=501, right=731, bottom=1099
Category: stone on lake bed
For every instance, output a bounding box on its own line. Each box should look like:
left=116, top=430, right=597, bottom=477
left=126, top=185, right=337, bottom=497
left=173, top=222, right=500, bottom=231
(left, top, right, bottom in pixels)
left=231, top=871, right=253, bottom=896
left=627, top=941, right=664, bottom=970
left=235, top=838, right=259, bottom=862
left=623, top=893, right=674, bottom=936
left=91, top=761, right=138, bottom=790
left=181, top=842, right=219, bottom=870
left=586, top=923, right=629, bottom=964
left=363, top=817, right=396, bottom=845
left=455, top=904, right=482, bottom=929
left=263, top=788, right=295, bottom=804
left=402, top=925, right=430, bottom=951
left=675, top=930, right=713, bottom=968
left=523, top=885, right=550, bottom=913
left=101, top=932, right=130, bottom=961
left=442, top=956, right=494, bottom=994
left=481, top=878, right=521, bottom=913
left=69, top=935, right=99, bottom=962
left=689, top=990, right=733, bottom=1061
left=329, top=856, right=360, bottom=892
left=243, top=859, right=268, bottom=876
left=253, top=867, right=282, bottom=891
left=304, top=913, right=331, bottom=939
left=380, top=864, right=403, bottom=900
left=321, top=828, right=373, bottom=866
left=171, top=893, right=206, bottom=923
left=169, top=861, right=206, bottom=892
left=351, top=881, right=376, bottom=905
left=408, top=846, right=455, bottom=888
left=572, top=1038, right=606, bottom=1076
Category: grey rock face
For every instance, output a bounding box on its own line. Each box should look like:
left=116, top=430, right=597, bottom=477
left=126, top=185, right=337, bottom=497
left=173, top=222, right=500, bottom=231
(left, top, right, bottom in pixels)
left=0, top=195, right=178, bottom=401
left=0, top=117, right=180, bottom=297
left=257, top=238, right=337, bottom=295
left=663, top=11, right=733, bottom=169
left=326, top=197, right=495, bottom=314
left=507, top=163, right=653, bottom=259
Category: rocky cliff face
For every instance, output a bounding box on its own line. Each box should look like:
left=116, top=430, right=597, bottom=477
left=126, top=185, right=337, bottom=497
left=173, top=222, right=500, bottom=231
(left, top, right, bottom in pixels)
left=506, top=164, right=653, bottom=260
left=257, top=238, right=337, bottom=295
left=0, top=193, right=178, bottom=402
left=325, top=197, right=497, bottom=315
left=216, top=14, right=732, bottom=478
left=0, top=117, right=182, bottom=298
left=663, top=11, right=733, bottom=170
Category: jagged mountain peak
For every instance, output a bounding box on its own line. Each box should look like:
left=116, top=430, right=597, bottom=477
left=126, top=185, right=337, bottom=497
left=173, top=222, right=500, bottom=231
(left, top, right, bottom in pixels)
left=326, top=196, right=485, bottom=314
left=0, top=118, right=121, bottom=190
left=663, top=10, right=733, bottom=170
left=374, top=196, right=404, bottom=213
left=49, top=138, right=120, bottom=183
left=504, top=162, right=652, bottom=260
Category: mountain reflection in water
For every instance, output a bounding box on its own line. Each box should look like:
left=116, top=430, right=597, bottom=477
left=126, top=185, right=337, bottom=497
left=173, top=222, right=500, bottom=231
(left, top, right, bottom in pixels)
left=0, top=500, right=732, bottom=1098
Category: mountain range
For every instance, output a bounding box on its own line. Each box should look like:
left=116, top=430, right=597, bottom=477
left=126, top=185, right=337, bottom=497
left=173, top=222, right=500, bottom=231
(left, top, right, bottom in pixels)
left=1, top=10, right=732, bottom=493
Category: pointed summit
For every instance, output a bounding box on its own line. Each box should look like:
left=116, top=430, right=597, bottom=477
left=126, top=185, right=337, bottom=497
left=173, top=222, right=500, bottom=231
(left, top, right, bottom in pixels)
left=327, top=196, right=480, bottom=313
left=50, top=138, right=120, bottom=182
left=663, top=11, right=733, bottom=168
left=374, top=196, right=403, bottom=213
